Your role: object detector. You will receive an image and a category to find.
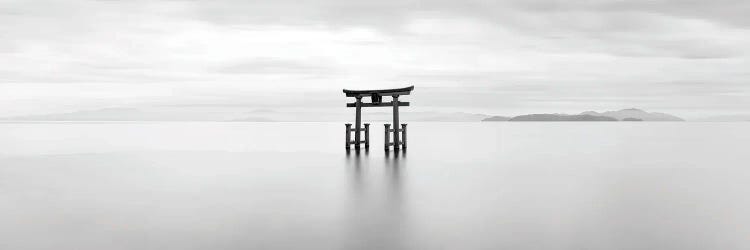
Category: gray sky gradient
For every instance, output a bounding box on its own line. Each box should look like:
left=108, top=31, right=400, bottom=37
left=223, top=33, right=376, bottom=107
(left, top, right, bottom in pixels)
left=1, top=0, right=749, bottom=118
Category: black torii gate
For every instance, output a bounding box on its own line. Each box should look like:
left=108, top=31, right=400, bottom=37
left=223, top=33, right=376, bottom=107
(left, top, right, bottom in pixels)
left=343, top=86, right=413, bottom=151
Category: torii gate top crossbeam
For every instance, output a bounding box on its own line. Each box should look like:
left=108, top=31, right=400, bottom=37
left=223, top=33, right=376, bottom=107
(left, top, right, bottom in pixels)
left=342, top=86, right=414, bottom=97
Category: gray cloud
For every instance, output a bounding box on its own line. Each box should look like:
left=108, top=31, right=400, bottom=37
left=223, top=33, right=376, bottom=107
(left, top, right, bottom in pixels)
left=181, top=0, right=750, bottom=28
left=216, top=58, right=338, bottom=76
left=178, top=0, right=749, bottom=60
left=0, top=0, right=749, bottom=118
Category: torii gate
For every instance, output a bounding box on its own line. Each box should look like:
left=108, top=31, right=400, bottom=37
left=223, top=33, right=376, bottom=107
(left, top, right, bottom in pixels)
left=343, top=86, right=413, bottom=151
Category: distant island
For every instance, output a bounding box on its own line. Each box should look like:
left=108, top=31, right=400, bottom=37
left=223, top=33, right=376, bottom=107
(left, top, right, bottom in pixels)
left=483, top=109, right=684, bottom=122
left=581, top=108, right=684, bottom=121
left=509, top=114, right=617, bottom=121
left=481, top=116, right=511, bottom=121
left=622, top=118, right=643, bottom=121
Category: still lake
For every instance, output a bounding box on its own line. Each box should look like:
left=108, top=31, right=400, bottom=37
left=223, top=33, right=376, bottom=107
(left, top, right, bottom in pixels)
left=1, top=122, right=749, bottom=250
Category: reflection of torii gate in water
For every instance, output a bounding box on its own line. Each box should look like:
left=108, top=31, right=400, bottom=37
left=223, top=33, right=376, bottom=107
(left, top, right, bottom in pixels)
left=343, top=86, right=413, bottom=151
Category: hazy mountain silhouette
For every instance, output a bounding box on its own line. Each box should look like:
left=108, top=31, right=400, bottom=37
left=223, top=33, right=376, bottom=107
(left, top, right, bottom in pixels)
left=509, top=114, right=618, bottom=121
left=0, top=108, right=239, bottom=121
left=622, top=117, right=644, bottom=121
left=0, top=107, right=689, bottom=122
left=581, top=108, right=684, bottom=121
left=416, top=112, right=491, bottom=122
left=0, top=108, right=159, bottom=121
left=481, top=116, right=511, bottom=121
left=238, top=111, right=492, bottom=122
left=0, top=108, right=497, bottom=122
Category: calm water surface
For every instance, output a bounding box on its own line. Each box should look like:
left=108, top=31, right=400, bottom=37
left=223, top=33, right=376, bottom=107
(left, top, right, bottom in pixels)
left=1, top=122, right=749, bottom=249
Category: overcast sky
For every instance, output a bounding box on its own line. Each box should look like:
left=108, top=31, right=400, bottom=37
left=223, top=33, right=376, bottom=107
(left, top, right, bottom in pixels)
left=1, top=0, right=749, bottom=118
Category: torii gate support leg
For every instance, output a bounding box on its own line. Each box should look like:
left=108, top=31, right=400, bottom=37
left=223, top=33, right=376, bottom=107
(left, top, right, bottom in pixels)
left=392, top=95, right=400, bottom=151
left=384, top=124, right=391, bottom=151
left=364, top=123, right=370, bottom=149
left=354, top=97, right=362, bottom=150
left=345, top=123, right=352, bottom=149
left=401, top=124, right=407, bottom=149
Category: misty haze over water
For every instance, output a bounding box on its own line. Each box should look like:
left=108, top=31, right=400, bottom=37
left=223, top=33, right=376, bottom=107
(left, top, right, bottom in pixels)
left=2, top=122, right=749, bottom=250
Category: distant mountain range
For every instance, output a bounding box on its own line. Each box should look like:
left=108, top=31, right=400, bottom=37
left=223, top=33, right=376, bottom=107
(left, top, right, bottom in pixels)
left=581, top=108, right=684, bottom=121
left=0, top=108, right=240, bottom=121
left=5, top=107, right=742, bottom=122
left=482, top=116, right=511, bottom=121
left=484, top=109, right=685, bottom=122
left=508, top=114, right=618, bottom=121
left=413, top=112, right=491, bottom=122
left=0, top=108, right=492, bottom=122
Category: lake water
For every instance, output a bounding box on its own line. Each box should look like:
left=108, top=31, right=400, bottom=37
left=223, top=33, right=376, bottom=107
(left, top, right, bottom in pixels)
left=1, top=122, right=749, bottom=250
